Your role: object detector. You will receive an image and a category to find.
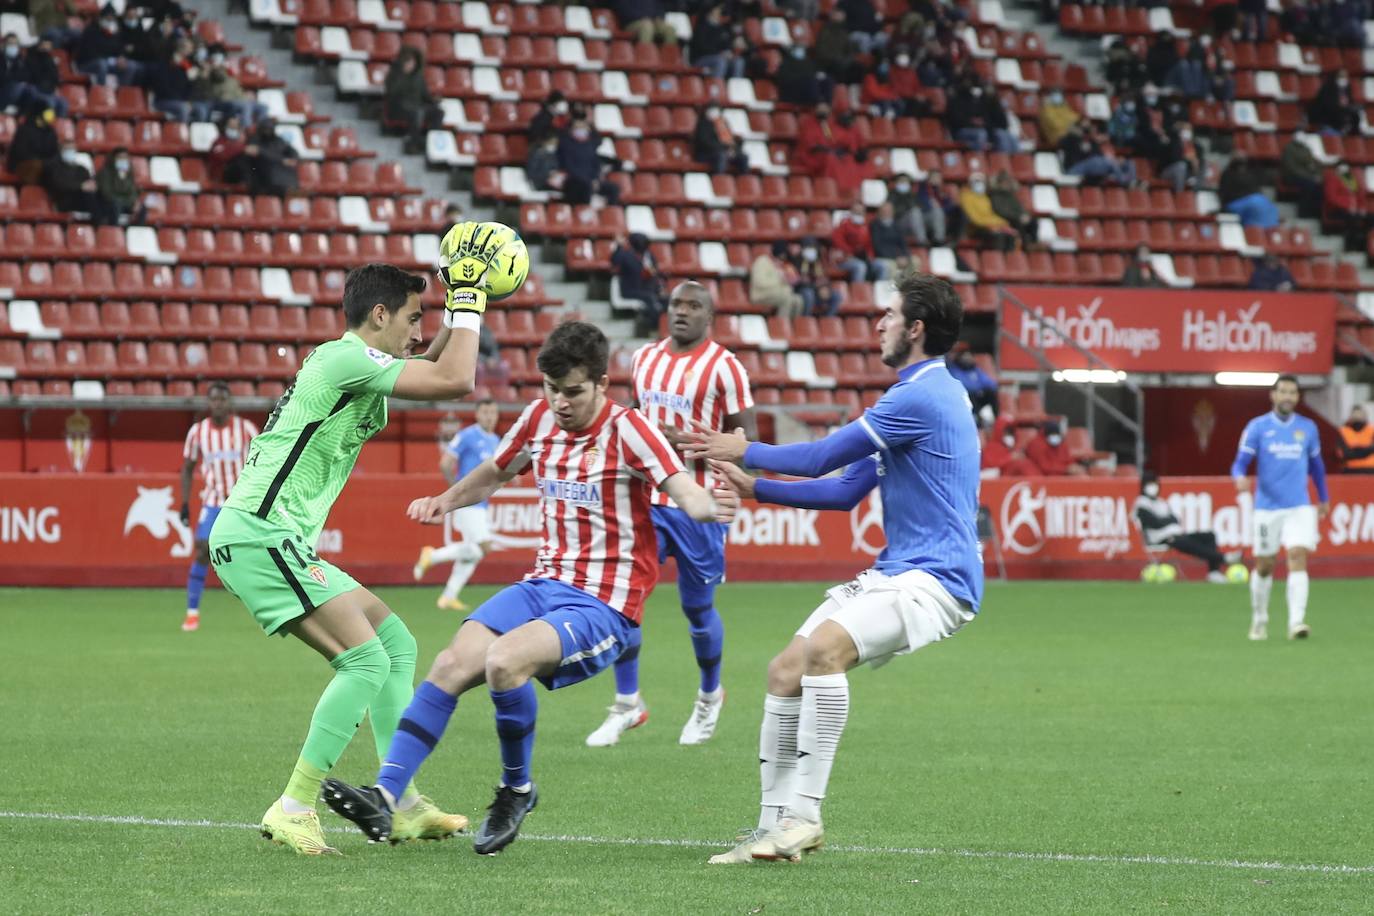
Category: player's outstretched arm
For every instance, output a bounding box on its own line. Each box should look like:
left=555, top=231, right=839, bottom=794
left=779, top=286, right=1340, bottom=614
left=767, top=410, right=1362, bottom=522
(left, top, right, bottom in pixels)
left=685, top=418, right=876, bottom=480
left=712, top=458, right=877, bottom=511
left=662, top=472, right=738, bottom=525
left=406, top=458, right=515, bottom=524
left=391, top=322, right=479, bottom=402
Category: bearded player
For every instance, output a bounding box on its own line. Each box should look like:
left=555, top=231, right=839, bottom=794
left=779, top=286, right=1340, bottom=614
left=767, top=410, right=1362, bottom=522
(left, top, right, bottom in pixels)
left=586, top=281, right=755, bottom=748
left=321, top=320, right=740, bottom=856
left=209, top=227, right=502, bottom=854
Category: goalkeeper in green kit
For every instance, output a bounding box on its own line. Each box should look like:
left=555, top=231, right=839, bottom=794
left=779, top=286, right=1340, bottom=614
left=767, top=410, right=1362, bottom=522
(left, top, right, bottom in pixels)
left=210, top=224, right=503, bottom=854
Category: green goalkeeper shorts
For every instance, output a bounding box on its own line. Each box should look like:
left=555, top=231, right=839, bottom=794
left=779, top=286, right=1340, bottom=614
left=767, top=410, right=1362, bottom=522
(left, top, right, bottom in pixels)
left=208, top=507, right=362, bottom=637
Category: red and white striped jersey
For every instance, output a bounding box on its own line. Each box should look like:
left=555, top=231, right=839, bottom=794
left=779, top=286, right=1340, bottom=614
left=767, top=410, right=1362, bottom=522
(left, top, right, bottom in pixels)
left=183, top=415, right=259, bottom=507
left=631, top=337, right=753, bottom=508
left=492, top=398, right=685, bottom=624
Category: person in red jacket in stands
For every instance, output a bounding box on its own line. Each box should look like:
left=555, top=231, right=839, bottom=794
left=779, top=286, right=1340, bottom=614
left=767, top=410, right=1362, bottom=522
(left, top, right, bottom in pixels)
left=981, top=417, right=1038, bottom=477
left=830, top=202, right=890, bottom=283
left=793, top=102, right=859, bottom=178
left=1322, top=161, right=1372, bottom=236
left=208, top=114, right=249, bottom=185
left=888, top=51, right=921, bottom=114
left=861, top=59, right=901, bottom=119
left=1025, top=421, right=1084, bottom=476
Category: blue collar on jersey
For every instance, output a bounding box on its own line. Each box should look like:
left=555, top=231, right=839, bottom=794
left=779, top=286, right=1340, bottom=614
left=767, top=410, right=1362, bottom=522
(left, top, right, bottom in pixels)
left=1269, top=410, right=1297, bottom=425
left=898, top=356, right=945, bottom=381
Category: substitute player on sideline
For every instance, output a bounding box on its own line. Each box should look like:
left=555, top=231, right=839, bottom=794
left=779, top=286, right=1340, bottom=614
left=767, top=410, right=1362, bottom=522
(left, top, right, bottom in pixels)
left=1231, top=375, right=1329, bottom=641
left=686, top=273, right=983, bottom=864
left=321, top=321, right=740, bottom=856
left=178, top=382, right=258, bottom=632
left=413, top=397, right=502, bottom=610
left=210, top=238, right=496, bottom=854
left=587, top=281, right=755, bottom=748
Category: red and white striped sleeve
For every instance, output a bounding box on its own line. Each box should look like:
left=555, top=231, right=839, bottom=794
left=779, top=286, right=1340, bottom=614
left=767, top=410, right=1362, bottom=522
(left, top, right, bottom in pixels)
left=242, top=417, right=260, bottom=446
left=182, top=422, right=201, bottom=462
left=492, top=401, right=544, bottom=474
left=618, top=407, right=685, bottom=486
left=717, top=351, right=754, bottom=415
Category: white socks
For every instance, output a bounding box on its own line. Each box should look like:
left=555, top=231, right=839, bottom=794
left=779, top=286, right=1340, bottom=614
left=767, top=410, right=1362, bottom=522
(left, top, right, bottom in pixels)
left=791, top=673, right=850, bottom=824
left=614, top=692, right=640, bottom=708
left=1250, top=572, right=1272, bottom=625
left=433, top=543, right=484, bottom=601
left=279, top=794, right=313, bottom=815
left=1286, top=571, right=1309, bottom=629
left=758, top=693, right=800, bottom=831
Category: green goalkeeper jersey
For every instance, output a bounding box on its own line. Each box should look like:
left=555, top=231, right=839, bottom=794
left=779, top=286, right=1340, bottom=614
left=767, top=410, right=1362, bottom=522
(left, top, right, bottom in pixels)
left=224, top=331, right=405, bottom=544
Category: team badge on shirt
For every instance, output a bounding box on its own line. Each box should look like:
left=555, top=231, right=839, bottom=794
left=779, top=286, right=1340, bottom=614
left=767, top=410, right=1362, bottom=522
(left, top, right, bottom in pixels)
left=364, top=347, right=395, bottom=367
left=307, top=565, right=328, bottom=586
left=581, top=444, right=601, bottom=475
left=1294, top=430, right=1305, bottom=441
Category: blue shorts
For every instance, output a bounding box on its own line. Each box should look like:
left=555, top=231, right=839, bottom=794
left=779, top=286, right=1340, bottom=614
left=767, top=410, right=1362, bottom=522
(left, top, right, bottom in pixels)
left=195, top=505, right=221, bottom=542
left=467, top=577, right=636, bottom=690
left=652, top=505, right=727, bottom=608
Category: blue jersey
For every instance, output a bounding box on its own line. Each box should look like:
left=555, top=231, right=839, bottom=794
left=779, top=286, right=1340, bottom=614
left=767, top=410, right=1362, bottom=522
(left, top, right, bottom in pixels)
left=744, top=357, right=984, bottom=610
left=1230, top=411, right=1328, bottom=510
left=446, top=424, right=501, bottom=506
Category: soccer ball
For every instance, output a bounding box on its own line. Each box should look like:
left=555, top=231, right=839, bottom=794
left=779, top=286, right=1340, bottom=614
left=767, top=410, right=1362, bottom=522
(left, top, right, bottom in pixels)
left=437, top=220, right=530, bottom=302
left=1141, top=562, right=1178, bottom=583
left=1225, top=562, right=1250, bottom=584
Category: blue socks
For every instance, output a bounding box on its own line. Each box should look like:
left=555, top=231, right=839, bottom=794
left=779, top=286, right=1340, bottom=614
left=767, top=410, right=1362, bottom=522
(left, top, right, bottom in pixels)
left=186, top=561, right=208, bottom=611
left=376, top=680, right=456, bottom=803
left=490, top=682, right=537, bottom=788
left=612, top=630, right=643, bottom=696
left=684, top=604, right=724, bottom=694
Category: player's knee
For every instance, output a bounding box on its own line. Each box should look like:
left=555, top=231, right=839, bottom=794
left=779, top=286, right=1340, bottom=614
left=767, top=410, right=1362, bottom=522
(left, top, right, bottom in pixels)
left=427, top=647, right=476, bottom=692
left=1254, top=558, right=1275, bottom=577
left=802, top=623, right=855, bottom=675
left=345, top=639, right=392, bottom=692
left=766, top=652, right=802, bottom=696
left=1287, top=549, right=1308, bottom=571
left=484, top=639, right=532, bottom=690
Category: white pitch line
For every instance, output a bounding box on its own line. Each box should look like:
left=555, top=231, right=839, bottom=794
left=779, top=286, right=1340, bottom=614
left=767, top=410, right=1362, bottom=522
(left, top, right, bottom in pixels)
left=3, top=810, right=1371, bottom=876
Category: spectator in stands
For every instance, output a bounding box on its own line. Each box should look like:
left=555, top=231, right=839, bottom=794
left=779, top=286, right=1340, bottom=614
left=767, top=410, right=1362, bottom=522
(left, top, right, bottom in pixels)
left=1121, top=244, right=1166, bottom=287
left=6, top=105, right=58, bottom=185
left=135, top=15, right=179, bottom=68
left=195, top=47, right=268, bottom=126
left=1339, top=406, right=1374, bottom=473
left=118, top=5, right=152, bottom=62
left=1026, top=421, right=1082, bottom=476
left=1210, top=57, right=1236, bottom=102
left=1326, top=0, right=1366, bottom=48
left=831, top=203, right=889, bottom=283
left=946, top=343, right=998, bottom=426
left=888, top=51, right=922, bottom=115
left=146, top=39, right=198, bottom=122
left=839, top=0, right=886, bottom=54
left=23, top=36, right=64, bottom=105
left=43, top=140, right=114, bottom=222
left=1037, top=90, right=1080, bottom=149
left=960, top=173, right=1016, bottom=252
left=814, top=7, right=857, bottom=84
left=1322, top=161, right=1370, bottom=236
left=1, top=33, right=67, bottom=116
left=1145, top=32, right=1178, bottom=88
left=916, top=169, right=959, bottom=245
left=793, top=102, right=853, bottom=178
left=790, top=237, right=840, bottom=316
left=1248, top=252, right=1296, bottom=291
left=207, top=114, right=249, bottom=184
left=869, top=202, right=913, bottom=278
left=1158, top=124, right=1202, bottom=193
left=75, top=5, right=142, bottom=86
left=1238, top=0, right=1268, bottom=41
left=442, top=203, right=463, bottom=231
left=1281, top=131, right=1325, bottom=200
left=861, top=57, right=901, bottom=119
left=1059, top=123, right=1136, bottom=186
left=1104, top=38, right=1147, bottom=90
left=773, top=45, right=824, bottom=107
left=989, top=170, right=1036, bottom=251
left=525, top=133, right=565, bottom=193
left=382, top=46, right=441, bottom=148
left=1167, top=36, right=1212, bottom=100
left=612, top=233, right=667, bottom=337
left=31, top=0, right=79, bottom=49
left=750, top=241, right=804, bottom=321
left=1220, top=152, right=1279, bottom=227
left=948, top=82, right=1016, bottom=153
left=982, top=418, right=1038, bottom=477
left=529, top=91, right=569, bottom=148
left=557, top=111, right=621, bottom=205
left=614, top=0, right=677, bottom=45
left=242, top=117, right=299, bottom=196
left=831, top=145, right=874, bottom=197
left=1309, top=70, right=1360, bottom=136
left=1107, top=94, right=1142, bottom=150
left=693, top=104, right=748, bottom=176
left=888, top=173, right=931, bottom=245
left=688, top=5, right=742, bottom=81
left=94, top=145, right=144, bottom=224
left=475, top=324, right=511, bottom=389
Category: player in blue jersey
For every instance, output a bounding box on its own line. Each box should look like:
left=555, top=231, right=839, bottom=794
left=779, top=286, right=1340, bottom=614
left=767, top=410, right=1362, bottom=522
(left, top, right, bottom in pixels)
left=686, top=273, right=984, bottom=864
left=1230, top=375, right=1329, bottom=641
left=414, top=398, right=502, bottom=610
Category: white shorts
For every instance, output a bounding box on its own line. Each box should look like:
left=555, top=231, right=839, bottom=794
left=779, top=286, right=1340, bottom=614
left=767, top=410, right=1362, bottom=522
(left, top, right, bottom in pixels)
left=450, top=504, right=493, bottom=545
left=796, top=568, right=975, bottom=668
left=1253, top=505, right=1319, bottom=556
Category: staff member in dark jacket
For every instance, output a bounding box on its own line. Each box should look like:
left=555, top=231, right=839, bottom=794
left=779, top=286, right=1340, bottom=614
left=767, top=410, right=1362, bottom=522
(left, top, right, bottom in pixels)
left=1134, top=472, right=1239, bottom=582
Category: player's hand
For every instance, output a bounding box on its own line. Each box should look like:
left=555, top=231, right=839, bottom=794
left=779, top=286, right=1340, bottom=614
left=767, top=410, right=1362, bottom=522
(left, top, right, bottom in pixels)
left=682, top=420, right=749, bottom=464
left=658, top=423, right=690, bottom=450
left=406, top=494, right=451, bottom=525
left=710, top=458, right=755, bottom=499
left=1233, top=476, right=1249, bottom=494
left=1318, top=500, right=1330, bottom=520
left=710, top=477, right=740, bottom=525
left=179, top=502, right=190, bottom=525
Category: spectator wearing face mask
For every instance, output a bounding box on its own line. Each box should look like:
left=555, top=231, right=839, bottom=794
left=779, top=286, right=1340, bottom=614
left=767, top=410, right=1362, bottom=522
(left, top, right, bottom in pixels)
left=693, top=104, right=748, bottom=176
left=0, top=33, right=68, bottom=116
left=946, top=344, right=998, bottom=425
left=75, top=6, right=143, bottom=86
left=1280, top=131, right=1326, bottom=200
left=981, top=417, right=1038, bottom=478
left=749, top=241, right=804, bottom=321
left=529, top=92, right=570, bottom=147
left=207, top=114, right=249, bottom=184
left=947, top=81, right=992, bottom=151
left=888, top=51, right=921, bottom=115
left=1038, top=90, right=1079, bottom=148
left=861, top=58, right=901, bottom=119
left=1167, top=36, right=1213, bottom=101
left=793, top=102, right=853, bottom=178
left=916, top=169, right=958, bottom=245
left=868, top=202, right=913, bottom=277
left=773, top=44, right=823, bottom=107
left=1134, top=472, right=1239, bottom=582
left=195, top=46, right=268, bottom=126
left=611, top=233, right=667, bottom=337
left=1247, top=253, right=1295, bottom=291
left=1026, top=422, right=1082, bottom=476
left=43, top=140, right=116, bottom=223
left=1059, top=124, right=1137, bottom=186
left=1104, top=38, right=1148, bottom=90
left=1157, top=123, right=1201, bottom=194
left=525, top=133, right=565, bottom=192
left=557, top=113, right=622, bottom=205
left=242, top=118, right=300, bottom=196
left=7, top=105, right=59, bottom=185
left=146, top=39, right=198, bottom=122
left=1107, top=94, right=1142, bottom=151
left=887, top=174, right=931, bottom=246
left=1121, top=245, right=1165, bottom=288
left=688, top=5, right=742, bottom=81
left=1339, top=406, right=1374, bottom=474
left=1310, top=70, right=1360, bottom=136
left=959, top=172, right=1017, bottom=252
left=831, top=203, right=890, bottom=283
left=988, top=170, right=1035, bottom=251
left=94, top=145, right=144, bottom=224
left=790, top=237, right=840, bottom=316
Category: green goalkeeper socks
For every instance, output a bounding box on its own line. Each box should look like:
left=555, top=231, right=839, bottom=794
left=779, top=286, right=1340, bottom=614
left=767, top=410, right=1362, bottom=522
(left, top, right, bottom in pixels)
left=283, top=636, right=390, bottom=808
left=370, top=614, right=420, bottom=804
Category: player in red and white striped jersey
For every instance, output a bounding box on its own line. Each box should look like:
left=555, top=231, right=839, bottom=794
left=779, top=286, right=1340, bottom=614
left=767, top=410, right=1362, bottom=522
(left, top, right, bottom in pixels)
left=178, top=382, right=259, bottom=632
left=587, top=281, right=756, bottom=749
left=322, top=321, right=740, bottom=855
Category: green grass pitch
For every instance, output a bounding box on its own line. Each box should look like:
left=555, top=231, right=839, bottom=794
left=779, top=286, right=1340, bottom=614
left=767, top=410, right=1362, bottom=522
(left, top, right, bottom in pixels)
left=2, top=579, right=1371, bottom=915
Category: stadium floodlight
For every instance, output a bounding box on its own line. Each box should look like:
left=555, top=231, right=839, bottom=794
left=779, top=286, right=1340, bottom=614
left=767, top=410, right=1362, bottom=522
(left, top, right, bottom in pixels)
left=1214, top=371, right=1280, bottom=387
left=1051, top=369, right=1127, bottom=384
